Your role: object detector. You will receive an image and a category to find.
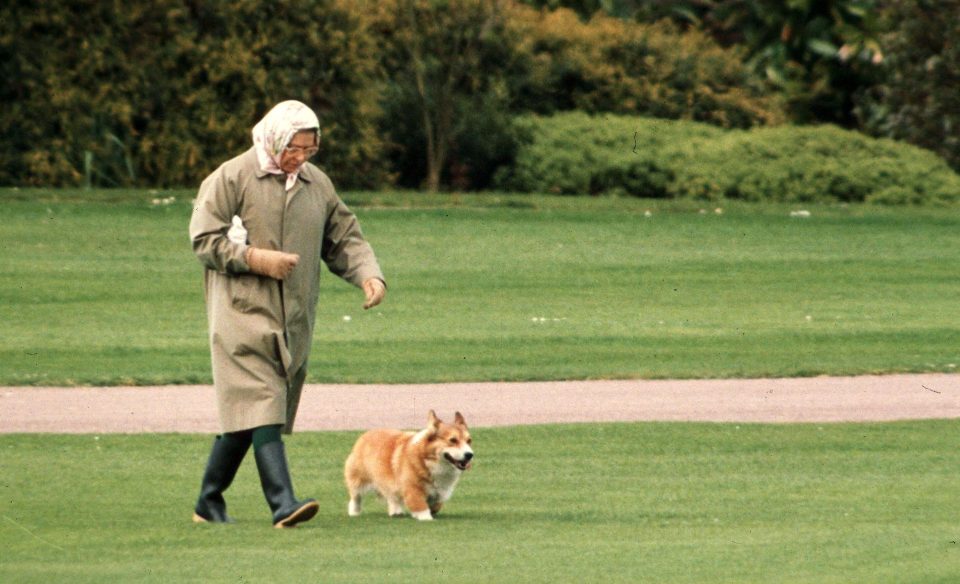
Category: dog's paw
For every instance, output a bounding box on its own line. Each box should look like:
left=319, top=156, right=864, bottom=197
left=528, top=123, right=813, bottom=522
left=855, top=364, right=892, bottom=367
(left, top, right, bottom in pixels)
left=410, top=509, right=433, bottom=521
left=347, top=496, right=364, bottom=517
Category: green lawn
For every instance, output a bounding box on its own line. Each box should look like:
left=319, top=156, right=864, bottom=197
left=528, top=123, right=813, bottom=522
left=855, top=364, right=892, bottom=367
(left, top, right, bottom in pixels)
left=1, top=188, right=957, bottom=385
left=2, top=422, right=959, bottom=583
left=3, top=189, right=959, bottom=583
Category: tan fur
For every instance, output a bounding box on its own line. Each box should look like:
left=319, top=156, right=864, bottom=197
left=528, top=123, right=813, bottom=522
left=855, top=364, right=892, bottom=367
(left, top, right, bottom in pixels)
left=344, top=410, right=473, bottom=521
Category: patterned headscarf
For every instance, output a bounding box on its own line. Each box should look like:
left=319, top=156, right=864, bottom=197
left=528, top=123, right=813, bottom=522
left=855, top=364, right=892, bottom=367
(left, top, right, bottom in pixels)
left=251, top=100, right=320, bottom=191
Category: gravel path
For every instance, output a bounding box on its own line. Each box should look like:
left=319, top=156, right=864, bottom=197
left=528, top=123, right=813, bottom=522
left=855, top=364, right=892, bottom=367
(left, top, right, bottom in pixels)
left=2, top=373, right=959, bottom=434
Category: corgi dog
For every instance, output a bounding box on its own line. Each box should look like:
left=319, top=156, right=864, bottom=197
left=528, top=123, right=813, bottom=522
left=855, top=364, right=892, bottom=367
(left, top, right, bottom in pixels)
left=344, top=410, right=473, bottom=521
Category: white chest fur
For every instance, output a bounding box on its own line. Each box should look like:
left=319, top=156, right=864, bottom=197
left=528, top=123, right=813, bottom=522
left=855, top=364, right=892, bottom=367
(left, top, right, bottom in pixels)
left=427, top=459, right=462, bottom=503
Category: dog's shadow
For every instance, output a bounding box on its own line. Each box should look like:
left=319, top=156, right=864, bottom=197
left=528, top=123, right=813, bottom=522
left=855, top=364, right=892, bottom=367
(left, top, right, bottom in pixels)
left=351, top=508, right=559, bottom=523
left=344, top=509, right=486, bottom=523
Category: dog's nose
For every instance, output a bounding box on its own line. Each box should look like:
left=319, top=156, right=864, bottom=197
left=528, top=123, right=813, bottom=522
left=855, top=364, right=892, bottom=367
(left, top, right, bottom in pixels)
left=463, top=451, right=474, bottom=462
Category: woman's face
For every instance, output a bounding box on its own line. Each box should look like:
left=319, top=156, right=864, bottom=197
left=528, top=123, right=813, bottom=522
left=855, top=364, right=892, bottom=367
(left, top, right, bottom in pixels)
left=279, top=130, right=319, bottom=174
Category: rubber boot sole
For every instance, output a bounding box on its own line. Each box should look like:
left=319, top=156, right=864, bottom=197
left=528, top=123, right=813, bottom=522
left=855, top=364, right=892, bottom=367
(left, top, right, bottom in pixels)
left=193, top=512, right=235, bottom=524
left=274, top=500, right=320, bottom=529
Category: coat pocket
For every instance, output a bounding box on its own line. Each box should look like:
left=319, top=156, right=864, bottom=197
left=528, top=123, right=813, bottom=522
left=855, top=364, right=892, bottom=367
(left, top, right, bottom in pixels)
left=229, top=273, right=273, bottom=314
left=272, top=333, right=293, bottom=377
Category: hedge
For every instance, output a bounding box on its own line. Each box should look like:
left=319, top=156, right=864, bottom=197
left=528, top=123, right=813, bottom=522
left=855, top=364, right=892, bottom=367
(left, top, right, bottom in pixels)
left=506, top=8, right=785, bottom=129
left=0, top=0, right=388, bottom=189
left=2, top=1, right=784, bottom=191
left=495, top=112, right=960, bottom=204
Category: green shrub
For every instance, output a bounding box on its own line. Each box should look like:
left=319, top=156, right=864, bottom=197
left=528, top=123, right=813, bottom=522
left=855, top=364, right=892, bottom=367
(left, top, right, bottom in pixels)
left=507, top=7, right=785, bottom=129
left=677, top=125, right=960, bottom=204
left=494, top=111, right=723, bottom=195
left=0, top=0, right=388, bottom=189
left=497, top=112, right=960, bottom=204
left=857, top=0, right=960, bottom=172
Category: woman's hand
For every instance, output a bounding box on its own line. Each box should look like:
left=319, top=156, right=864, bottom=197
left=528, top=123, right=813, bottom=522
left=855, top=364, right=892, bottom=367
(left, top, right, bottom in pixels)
left=245, top=247, right=300, bottom=280
left=362, top=278, right=386, bottom=309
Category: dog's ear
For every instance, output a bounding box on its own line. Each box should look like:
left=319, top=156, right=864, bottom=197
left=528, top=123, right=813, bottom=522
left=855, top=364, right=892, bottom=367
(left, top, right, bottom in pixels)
left=427, top=409, right=442, bottom=434
left=454, top=411, right=468, bottom=428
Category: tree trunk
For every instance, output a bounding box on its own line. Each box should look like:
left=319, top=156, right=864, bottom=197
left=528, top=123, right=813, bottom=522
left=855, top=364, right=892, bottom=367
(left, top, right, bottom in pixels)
left=414, top=62, right=443, bottom=193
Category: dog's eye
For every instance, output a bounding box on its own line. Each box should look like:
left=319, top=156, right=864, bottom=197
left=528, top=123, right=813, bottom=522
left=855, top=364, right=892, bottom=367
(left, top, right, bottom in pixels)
left=466, top=438, right=472, bottom=445
left=449, top=438, right=459, bottom=445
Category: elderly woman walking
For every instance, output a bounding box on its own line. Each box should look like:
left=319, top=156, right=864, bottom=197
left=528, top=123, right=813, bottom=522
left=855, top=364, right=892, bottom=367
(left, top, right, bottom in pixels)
left=189, top=100, right=386, bottom=528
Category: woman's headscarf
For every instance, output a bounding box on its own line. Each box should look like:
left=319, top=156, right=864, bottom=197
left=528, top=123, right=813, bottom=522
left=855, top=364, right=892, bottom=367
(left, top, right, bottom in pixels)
left=251, top=100, right=320, bottom=191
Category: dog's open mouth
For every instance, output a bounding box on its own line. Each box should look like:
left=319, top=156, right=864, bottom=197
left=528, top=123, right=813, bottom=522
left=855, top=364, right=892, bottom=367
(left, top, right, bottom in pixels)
left=444, top=453, right=472, bottom=470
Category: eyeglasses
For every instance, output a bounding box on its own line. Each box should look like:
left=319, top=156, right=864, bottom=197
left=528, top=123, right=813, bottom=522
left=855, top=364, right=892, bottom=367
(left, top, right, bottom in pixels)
left=283, top=144, right=319, bottom=158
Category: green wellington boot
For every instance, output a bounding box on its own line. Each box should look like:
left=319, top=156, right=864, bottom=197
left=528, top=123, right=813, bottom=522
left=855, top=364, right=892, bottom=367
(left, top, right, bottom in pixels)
left=253, top=440, right=319, bottom=528
left=193, top=432, right=251, bottom=523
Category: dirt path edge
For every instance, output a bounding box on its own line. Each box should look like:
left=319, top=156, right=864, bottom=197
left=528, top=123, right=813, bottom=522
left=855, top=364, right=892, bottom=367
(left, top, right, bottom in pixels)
left=2, top=373, right=959, bottom=434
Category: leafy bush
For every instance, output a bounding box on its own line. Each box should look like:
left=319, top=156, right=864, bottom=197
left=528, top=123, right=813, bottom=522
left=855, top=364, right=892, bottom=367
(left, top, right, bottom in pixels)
left=856, top=0, right=960, bottom=172
left=496, top=112, right=960, bottom=204
left=495, top=112, right=717, bottom=196
left=506, top=7, right=785, bottom=129
left=0, top=0, right=388, bottom=189
left=364, top=1, right=782, bottom=192
left=675, top=125, right=960, bottom=204
left=2, top=1, right=789, bottom=192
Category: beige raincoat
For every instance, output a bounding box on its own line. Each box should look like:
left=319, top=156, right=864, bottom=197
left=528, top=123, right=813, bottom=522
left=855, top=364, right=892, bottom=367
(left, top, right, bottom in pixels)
left=190, top=107, right=383, bottom=434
